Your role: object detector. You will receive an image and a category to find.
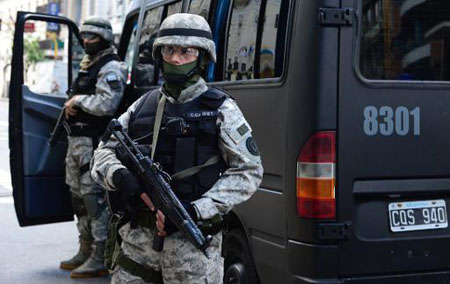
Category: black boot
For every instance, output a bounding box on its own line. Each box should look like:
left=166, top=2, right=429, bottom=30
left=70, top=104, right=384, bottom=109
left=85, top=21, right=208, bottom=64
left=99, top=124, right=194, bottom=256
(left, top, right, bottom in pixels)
left=60, top=236, right=92, bottom=270
left=70, top=240, right=109, bottom=278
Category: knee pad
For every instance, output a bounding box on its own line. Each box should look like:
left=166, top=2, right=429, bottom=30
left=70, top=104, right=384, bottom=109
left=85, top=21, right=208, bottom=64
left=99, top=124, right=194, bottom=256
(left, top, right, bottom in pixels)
left=71, top=195, right=88, bottom=218
left=83, top=194, right=107, bottom=218
left=83, top=194, right=100, bottom=218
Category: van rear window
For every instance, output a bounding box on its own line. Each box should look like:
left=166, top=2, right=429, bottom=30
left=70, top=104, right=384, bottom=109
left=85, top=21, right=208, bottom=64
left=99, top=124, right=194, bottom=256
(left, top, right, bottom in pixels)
left=360, top=0, right=450, bottom=81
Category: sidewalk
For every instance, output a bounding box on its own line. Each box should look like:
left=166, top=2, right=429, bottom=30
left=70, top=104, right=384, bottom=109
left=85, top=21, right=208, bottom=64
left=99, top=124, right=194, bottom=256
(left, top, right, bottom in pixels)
left=0, top=168, right=11, bottom=197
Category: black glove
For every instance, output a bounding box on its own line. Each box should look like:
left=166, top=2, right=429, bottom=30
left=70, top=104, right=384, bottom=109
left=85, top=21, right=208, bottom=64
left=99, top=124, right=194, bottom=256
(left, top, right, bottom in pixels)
left=112, top=168, right=145, bottom=207
left=163, top=201, right=198, bottom=235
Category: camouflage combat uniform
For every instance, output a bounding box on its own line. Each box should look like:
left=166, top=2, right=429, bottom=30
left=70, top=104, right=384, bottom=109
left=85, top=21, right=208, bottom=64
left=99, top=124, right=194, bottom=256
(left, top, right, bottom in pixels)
left=66, top=47, right=127, bottom=244
left=92, top=77, right=263, bottom=284
left=61, top=16, right=128, bottom=278
left=91, top=13, right=263, bottom=284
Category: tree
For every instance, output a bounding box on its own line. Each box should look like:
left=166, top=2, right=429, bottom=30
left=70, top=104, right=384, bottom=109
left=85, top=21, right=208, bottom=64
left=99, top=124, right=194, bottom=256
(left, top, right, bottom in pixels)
left=23, top=37, right=44, bottom=84
left=24, top=37, right=44, bottom=65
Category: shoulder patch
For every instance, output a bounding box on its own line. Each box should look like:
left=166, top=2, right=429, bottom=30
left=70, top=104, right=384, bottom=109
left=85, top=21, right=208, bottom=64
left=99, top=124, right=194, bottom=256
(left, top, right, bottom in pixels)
left=246, top=136, right=260, bottom=156
left=237, top=123, right=250, bottom=136
left=106, top=73, right=121, bottom=89
left=106, top=73, right=118, bottom=82
left=226, top=120, right=252, bottom=144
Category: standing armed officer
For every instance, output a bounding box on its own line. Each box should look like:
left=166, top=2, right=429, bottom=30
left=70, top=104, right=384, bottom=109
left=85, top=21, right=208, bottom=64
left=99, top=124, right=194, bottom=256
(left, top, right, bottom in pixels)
left=59, top=16, right=127, bottom=278
left=91, top=13, right=263, bottom=284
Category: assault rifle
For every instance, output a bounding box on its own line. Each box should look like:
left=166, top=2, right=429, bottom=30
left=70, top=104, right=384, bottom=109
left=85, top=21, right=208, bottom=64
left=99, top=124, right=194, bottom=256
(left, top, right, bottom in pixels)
left=48, top=106, right=70, bottom=148
left=48, top=88, right=74, bottom=148
left=102, top=119, right=212, bottom=258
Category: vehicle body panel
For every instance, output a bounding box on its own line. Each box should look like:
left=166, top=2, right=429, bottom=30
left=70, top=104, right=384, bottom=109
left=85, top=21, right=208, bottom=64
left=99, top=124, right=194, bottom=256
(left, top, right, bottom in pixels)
left=337, top=0, right=450, bottom=279
left=9, top=12, right=81, bottom=226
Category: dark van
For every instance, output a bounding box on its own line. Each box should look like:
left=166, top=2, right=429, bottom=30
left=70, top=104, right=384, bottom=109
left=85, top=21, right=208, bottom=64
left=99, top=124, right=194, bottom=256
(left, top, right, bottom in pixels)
left=9, top=0, right=450, bottom=283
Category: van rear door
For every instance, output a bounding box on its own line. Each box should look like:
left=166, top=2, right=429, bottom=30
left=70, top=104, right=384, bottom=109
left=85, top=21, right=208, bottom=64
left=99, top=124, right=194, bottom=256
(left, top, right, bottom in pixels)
left=338, top=0, right=450, bottom=281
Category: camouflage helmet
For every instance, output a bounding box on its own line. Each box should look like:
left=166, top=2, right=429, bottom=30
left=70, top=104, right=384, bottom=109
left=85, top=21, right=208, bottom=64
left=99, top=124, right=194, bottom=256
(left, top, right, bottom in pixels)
left=153, top=13, right=216, bottom=63
left=80, top=16, right=113, bottom=43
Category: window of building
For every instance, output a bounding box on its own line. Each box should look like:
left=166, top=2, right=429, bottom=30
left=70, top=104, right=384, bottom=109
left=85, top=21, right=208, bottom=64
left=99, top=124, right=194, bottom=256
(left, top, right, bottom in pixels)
left=224, top=0, right=288, bottom=82
left=360, top=0, right=450, bottom=81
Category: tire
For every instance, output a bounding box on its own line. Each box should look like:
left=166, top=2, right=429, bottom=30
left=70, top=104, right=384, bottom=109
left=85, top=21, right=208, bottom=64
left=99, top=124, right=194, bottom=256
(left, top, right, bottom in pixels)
left=223, top=229, right=260, bottom=284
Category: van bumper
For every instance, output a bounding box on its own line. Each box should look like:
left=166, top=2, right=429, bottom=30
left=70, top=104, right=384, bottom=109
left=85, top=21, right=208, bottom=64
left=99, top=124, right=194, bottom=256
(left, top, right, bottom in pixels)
left=288, top=240, right=340, bottom=283
left=291, top=271, right=450, bottom=284
left=288, top=239, right=450, bottom=284
left=342, top=270, right=450, bottom=284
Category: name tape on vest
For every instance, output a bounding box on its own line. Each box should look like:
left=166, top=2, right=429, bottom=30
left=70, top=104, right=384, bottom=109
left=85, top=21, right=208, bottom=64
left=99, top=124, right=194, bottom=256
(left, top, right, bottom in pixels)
left=186, top=110, right=217, bottom=119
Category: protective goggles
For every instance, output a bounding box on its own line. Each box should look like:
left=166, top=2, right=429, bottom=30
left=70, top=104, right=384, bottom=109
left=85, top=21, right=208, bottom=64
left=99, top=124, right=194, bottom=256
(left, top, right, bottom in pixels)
left=81, top=33, right=98, bottom=41
left=161, top=46, right=199, bottom=59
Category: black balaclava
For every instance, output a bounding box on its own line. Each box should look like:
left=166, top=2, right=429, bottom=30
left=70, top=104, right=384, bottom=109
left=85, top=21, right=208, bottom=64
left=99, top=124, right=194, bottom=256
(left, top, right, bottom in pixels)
left=84, top=38, right=110, bottom=56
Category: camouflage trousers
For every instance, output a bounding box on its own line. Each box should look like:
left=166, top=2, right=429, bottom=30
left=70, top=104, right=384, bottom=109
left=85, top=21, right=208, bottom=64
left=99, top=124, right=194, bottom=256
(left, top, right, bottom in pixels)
left=66, top=136, right=110, bottom=242
left=111, top=223, right=223, bottom=284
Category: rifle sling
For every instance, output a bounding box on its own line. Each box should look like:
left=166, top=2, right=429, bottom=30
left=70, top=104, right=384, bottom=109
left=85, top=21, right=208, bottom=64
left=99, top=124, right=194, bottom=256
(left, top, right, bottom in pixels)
left=171, top=154, right=221, bottom=180
left=116, top=251, right=163, bottom=284
left=151, top=94, right=166, bottom=160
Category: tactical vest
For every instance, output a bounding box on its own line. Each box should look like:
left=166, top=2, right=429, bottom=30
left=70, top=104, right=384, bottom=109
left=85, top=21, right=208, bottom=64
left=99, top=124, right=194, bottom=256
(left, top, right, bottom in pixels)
left=69, top=53, right=120, bottom=137
left=127, top=88, right=229, bottom=203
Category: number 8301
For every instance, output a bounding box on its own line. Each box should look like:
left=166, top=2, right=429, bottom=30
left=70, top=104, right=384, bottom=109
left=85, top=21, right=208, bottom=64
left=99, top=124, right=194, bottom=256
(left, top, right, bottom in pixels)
left=363, top=106, right=420, bottom=136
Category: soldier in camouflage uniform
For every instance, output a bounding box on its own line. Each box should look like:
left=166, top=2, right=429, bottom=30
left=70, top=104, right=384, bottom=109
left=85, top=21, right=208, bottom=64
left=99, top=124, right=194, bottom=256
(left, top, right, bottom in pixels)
left=91, top=13, right=263, bottom=284
left=59, top=16, right=127, bottom=278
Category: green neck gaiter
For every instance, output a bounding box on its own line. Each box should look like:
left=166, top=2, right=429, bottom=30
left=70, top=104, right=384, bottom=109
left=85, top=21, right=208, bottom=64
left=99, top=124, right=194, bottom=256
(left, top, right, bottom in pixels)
left=162, top=60, right=199, bottom=100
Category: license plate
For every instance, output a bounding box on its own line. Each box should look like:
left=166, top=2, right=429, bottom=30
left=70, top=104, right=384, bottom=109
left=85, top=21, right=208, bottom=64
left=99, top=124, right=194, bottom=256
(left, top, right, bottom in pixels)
left=388, top=200, right=448, bottom=232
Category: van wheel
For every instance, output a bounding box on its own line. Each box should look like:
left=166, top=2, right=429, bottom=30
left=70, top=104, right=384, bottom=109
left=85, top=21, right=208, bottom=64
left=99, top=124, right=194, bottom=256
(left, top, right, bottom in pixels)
left=224, top=229, right=260, bottom=284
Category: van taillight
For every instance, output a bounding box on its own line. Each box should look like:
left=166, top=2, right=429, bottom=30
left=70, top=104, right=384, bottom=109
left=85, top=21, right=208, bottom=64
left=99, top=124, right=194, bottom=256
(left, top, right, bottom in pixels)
left=297, top=131, right=336, bottom=219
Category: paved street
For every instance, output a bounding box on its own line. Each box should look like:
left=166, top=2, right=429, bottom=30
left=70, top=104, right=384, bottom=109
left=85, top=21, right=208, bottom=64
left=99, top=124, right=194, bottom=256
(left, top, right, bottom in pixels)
left=0, top=99, right=110, bottom=284
left=0, top=99, right=11, bottom=197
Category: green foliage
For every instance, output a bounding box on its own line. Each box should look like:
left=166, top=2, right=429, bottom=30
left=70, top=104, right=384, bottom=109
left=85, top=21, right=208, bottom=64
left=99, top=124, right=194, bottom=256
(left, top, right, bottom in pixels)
left=24, top=38, right=44, bottom=64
